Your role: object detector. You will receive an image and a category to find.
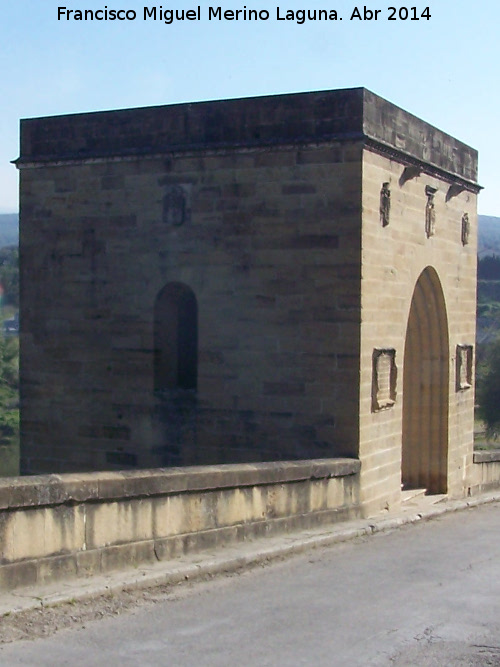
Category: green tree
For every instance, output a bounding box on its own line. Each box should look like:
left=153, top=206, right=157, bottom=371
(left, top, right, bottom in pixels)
left=0, top=245, right=19, bottom=308
left=0, top=335, right=19, bottom=474
left=0, top=243, right=20, bottom=474
left=477, top=338, right=500, bottom=438
left=478, top=254, right=500, bottom=280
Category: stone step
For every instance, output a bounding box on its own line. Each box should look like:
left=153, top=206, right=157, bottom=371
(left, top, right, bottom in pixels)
left=424, top=493, right=448, bottom=505
left=401, top=488, right=427, bottom=503
left=401, top=488, right=448, bottom=507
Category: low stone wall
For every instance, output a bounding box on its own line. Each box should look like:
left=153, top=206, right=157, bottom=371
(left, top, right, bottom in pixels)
left=0, top=459, right=360, bottom=591
left=472, top=450, right=500, bottom=493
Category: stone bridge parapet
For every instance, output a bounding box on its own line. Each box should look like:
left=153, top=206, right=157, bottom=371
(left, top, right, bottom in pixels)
left=0, top=459, right=360, bottom=591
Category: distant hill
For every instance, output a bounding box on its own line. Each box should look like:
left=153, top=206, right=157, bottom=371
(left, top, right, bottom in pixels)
left=1, top=212, right=500, bottom=255
left=479, top=215, right=500, bottom=257
left=0, top=214, right=18, bottom=248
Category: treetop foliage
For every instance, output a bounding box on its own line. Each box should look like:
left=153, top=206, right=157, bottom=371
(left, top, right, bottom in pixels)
left=478, top=254, right=500, bottom=281
left=0, top=245, right=19, bottom=308
left=477, top=338, right=500, bottom=438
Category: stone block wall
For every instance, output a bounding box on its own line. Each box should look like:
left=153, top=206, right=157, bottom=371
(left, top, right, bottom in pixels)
left=20, top=130, right=363, bottom=472
left=360, top=147, right=477, bottom=512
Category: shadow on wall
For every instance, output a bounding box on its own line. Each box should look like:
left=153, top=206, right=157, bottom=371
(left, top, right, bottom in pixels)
left=153, top=389, right=199, bottom=466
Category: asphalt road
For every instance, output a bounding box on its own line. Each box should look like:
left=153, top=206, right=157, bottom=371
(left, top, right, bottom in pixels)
left=2, top=502, right=500, bottom=666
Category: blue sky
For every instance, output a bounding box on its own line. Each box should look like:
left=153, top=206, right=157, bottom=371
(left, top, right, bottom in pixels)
left=1, top=0, right=498, bottom=214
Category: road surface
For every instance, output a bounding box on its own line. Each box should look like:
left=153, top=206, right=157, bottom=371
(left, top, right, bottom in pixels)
left=1, top=502, right=500, bottom=666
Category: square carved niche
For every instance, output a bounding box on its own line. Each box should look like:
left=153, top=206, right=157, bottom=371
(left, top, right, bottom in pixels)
left=456, top=344, right=473, bottom=391
left=372, top=348, right=397, bottom=412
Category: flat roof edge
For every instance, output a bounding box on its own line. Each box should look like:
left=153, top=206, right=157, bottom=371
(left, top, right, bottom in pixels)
left=16, top=88, right=479, bottom=185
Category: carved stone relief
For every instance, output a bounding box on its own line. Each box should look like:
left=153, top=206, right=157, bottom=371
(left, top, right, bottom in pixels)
left=163, top=185, right=190, bottom=226
left=461, top=213, right=470, bottom=246
left=456, top=344, right=473, bottom=391
left=425, top=185, right=437, bottom=238
left=380, top=182, right=391, bottom=227
left=372, top=348, right=397, bottom=411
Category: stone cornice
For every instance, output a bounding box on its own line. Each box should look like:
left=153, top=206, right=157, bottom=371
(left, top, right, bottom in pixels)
left=14, top=131, right=481, bottom=193
left=364, top=137, right=482, bottom=193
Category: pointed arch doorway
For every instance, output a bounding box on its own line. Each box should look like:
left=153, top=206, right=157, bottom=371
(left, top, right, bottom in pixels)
left=402, top=267, right=449, bottom=494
